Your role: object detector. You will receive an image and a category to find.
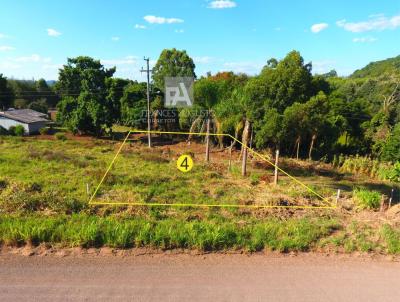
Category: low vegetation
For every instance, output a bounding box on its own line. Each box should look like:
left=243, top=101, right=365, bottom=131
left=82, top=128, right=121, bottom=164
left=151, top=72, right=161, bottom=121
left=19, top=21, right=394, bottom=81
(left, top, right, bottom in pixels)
left=0, top=136, right=400, bottom=254
left=0, top=215, right=338, bottom=252
left=353, top=188, right=381, bottom=210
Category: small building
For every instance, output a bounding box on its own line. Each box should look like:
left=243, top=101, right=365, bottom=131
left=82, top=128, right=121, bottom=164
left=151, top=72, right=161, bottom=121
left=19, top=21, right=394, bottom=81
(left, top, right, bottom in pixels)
left=0, top=109, right=49, bottom=135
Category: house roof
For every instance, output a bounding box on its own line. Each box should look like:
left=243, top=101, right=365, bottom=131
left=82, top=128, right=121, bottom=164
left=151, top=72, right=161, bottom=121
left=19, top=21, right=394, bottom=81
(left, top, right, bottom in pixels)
left=0, top=109, right=49, bottom=124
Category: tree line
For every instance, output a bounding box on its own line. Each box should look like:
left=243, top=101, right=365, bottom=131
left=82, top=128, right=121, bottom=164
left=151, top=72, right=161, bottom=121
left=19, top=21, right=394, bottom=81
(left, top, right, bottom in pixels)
left=0, top=49, right=399, bottom=163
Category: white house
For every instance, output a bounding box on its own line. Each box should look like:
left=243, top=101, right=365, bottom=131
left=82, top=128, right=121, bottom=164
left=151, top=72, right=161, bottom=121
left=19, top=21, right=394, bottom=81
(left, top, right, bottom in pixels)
left=0, top=109, right=49, bottom=135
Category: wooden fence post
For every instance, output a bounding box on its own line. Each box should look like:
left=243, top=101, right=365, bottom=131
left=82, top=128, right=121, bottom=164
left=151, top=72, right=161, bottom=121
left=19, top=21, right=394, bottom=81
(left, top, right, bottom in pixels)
left=228, top=146, right=232, bottom=172
left=389, top=188, right=394, bottom=209
left=274, top=150, right=279, bottom=185
left=336, top=189, right=341, bottom=206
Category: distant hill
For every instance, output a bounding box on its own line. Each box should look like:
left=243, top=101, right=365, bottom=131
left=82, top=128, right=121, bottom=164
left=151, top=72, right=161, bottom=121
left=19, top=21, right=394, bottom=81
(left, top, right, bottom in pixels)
left=46, top=80, right=57, bottom=86
left=351, top=55, right=400, bottom=78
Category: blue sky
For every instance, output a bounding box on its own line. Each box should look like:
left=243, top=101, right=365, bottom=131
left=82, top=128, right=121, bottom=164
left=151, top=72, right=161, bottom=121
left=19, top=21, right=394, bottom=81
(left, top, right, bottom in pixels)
left=0, top=0, right=399, bottom=81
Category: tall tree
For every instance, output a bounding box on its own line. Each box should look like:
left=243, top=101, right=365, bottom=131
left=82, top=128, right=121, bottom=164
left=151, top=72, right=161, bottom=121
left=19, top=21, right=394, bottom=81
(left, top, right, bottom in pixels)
left=106, top=77, right=131, bottom=122
left=194, top=78, right=219, bottom=162
left=56, top=56, right=116, bottom=135
left=120, top=82, right=147, bottom=128
left=152, top=48, right=196, bottom=90
left=259, top=51, right=313, bottom=112
left=36, top=78, right=59, bottom=108
left=0, top=74, right=14, bottom=110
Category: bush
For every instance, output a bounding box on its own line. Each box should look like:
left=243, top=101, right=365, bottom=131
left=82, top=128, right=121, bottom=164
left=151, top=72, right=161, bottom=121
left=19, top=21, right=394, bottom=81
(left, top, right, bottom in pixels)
left=384, top=162, right=400, bottom=182
left=55, top=132, right=67, bottom=141
left=353, top=188, right=381, bottom=210
left=8, top=126, right=16, bottom=135
left=14, top=125, right=25, bottom=136
left=8, top=125, right=25, bottom=136
left=39, top=127, right=50, bottom=135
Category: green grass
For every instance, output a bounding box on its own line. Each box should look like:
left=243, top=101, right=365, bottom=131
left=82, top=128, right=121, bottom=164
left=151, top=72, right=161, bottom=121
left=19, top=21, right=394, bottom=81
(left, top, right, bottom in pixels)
left=381, top=224, right=400, bottom=254
left=0, top=136, right=253, bottom=210
left=353, top=188, right=381, bottom=210
left=1, top=135, right=400, bottom=254
left=0, top=214, right=339, bottom=252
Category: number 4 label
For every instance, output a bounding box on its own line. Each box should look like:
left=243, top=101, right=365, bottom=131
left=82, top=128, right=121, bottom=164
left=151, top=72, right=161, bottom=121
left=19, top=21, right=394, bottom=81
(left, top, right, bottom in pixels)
left=177, top=154, right=194, bottom=172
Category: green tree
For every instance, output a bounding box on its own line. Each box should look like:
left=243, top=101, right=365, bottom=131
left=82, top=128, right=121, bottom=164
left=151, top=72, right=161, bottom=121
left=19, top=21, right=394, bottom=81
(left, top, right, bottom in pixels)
left=56, top=56, right=116, bottom=135
left=106, top=77, right=131, bottom=122
left=259, top=51, right=313, bottom=112
left=28, top=98, right=48, bottom=114
left=36, top=78, right=59, bottom=108
left=192, top=78, right=220, bottom=161
left=0, top=74, right=14, bottom=109
left=152, top=48, right=196, bottom=89
left=381, top=123, right=400, bottom=162
left=120, top=82, right=147, bottom=128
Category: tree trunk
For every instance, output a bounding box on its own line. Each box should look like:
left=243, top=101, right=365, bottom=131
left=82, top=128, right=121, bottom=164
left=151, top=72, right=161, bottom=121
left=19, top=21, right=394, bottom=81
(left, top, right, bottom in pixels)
left=152, top=110, right=159, bottom=131
left=296, top=136, right=300, bottom=160
left=205, top=115, right=211, bottom=162
left=241, top=119, right=251, bottom=176
left=188, top=117, right=201, bottom=145
left=308, top=134, right=316, bottom=161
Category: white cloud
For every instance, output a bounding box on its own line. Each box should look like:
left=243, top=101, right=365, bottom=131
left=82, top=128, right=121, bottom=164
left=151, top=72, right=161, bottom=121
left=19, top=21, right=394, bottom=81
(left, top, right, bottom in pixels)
left=337, top=14, right=400, bottom=32
left=175, top=29, right=184, bottom=33
left=208, top=0, right=237, bottom=9
left=353, top=37, right=377, bottom=43
left=143, top=15, right=184, bottom=24
left=111, top=36, right=120, bottom=41
left=0, top=33, right=7, bottom=39
left=311, top=60, right=336, bottom=74
left=101, top=56, right=137, bottom=66
left=0, top=45, right=14, bottom=51
left=134, top=24, right=147, bottom=29
left=223, top=61, right=263, bottom=74
left=47, top=28, right=61, bottom=37
left=14, top=54, right=51, bottom=63
left=311, top=23, right=329, bottom=33
left=194, top=56, right=214, bottom=64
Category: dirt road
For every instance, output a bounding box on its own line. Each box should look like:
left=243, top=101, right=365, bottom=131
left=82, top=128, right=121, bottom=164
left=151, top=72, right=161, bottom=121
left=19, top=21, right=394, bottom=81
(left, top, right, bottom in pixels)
left=1, top=253, right=400, bottom=301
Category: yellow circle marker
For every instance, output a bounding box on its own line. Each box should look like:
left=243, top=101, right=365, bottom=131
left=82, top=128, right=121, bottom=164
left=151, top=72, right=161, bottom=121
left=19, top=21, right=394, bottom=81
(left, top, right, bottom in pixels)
left=177, top=154, right=194, bottom=172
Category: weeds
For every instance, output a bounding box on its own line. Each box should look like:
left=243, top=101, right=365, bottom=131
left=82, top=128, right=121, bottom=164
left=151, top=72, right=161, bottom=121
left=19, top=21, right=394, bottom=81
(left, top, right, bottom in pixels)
left=353, top=188, right=381, bottom=210
left=381, top=224, right=400, bottom=254
left=0, top=214, right=338, bottom=251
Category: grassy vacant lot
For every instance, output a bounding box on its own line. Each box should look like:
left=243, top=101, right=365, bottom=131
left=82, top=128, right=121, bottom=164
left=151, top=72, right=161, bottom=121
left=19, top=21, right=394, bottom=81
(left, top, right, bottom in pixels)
left=1, top=134, right=400, bottom=254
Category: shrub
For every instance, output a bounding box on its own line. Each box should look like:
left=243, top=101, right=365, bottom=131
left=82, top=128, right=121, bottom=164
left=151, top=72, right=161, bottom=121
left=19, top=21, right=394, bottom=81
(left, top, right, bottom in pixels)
left=8, top=125, right=25, bottom=136
left=384, top=162, right=400, bottom=182
left=14, top=125, right=25, bottom=136
left=55, top=132, right=67, bottom=141
left=8, top=126, right=16, bottom=135
left=39, top=127, right=50, bottom=135
left=250, top=173, right=260, bottom=186
left=353, top=188, right=381, bottom=210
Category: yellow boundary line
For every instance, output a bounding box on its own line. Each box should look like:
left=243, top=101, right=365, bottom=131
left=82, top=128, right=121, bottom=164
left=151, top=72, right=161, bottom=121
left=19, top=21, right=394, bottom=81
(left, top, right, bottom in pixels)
left=89, top=130, right=337, bottom=209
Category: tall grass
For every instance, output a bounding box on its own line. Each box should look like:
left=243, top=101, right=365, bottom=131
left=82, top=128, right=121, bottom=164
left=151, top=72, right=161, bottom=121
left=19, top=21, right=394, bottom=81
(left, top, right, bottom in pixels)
left=353, top=188, right=381, bottom=210
left=0, top=215, right=339, bottom=252
left=335, top=154, right=399, bottom=182
left=381, top=224, right=400, bottom=254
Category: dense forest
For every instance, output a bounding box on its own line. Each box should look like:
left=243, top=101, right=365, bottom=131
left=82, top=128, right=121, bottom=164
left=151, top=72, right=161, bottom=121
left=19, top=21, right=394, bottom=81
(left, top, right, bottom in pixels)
left=1, top=49, right=400, bottom=164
